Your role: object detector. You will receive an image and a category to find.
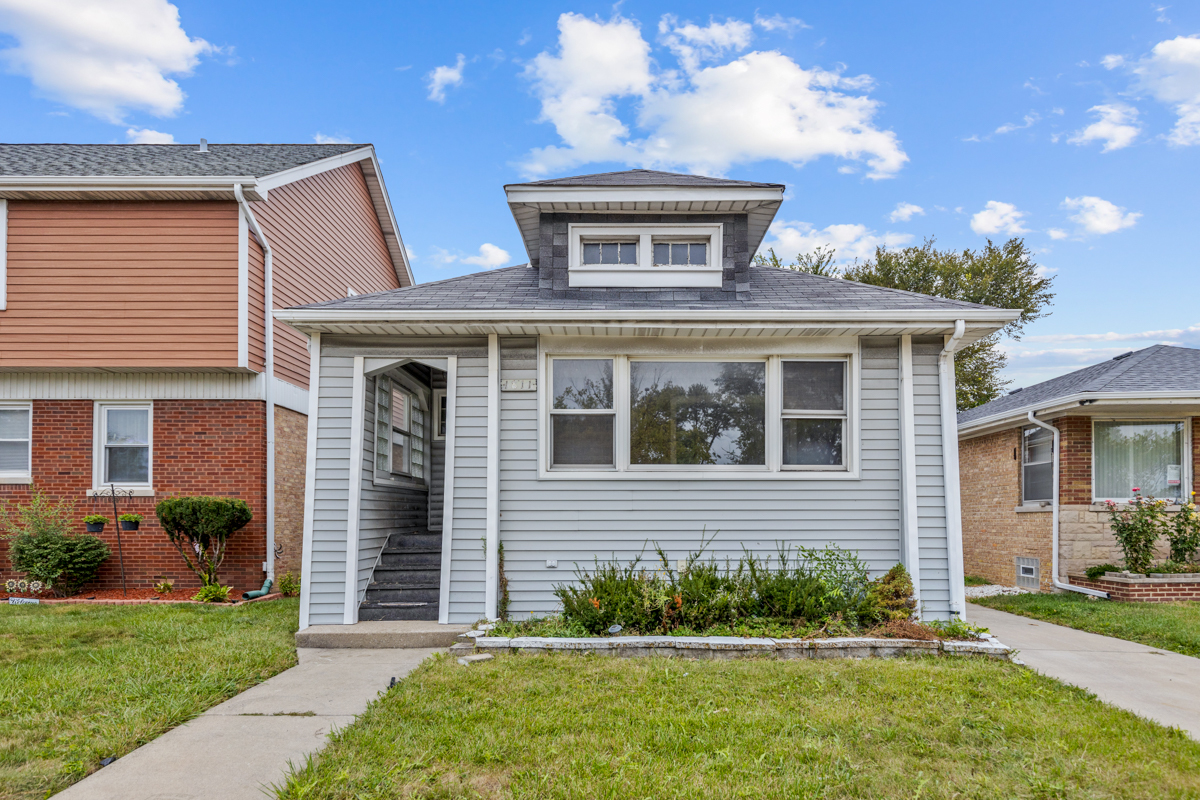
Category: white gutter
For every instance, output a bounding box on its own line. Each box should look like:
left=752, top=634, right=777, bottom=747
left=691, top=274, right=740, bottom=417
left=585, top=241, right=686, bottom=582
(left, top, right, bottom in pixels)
left=275, top=308, right=1020, bottom=325
left=959, top=391, right=1200, bottom=438
left=0, top=175, right=264, bottom=199
left=1025, top=411, right=1109, bottom=599
left=939, top=321, right=968, bottom=617
left=234, top=184, right=276, bottom=583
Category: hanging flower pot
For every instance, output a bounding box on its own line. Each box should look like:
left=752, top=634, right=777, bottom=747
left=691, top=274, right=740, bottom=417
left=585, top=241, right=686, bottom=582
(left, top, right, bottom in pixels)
left=119, top=513, right=143, bottom=531
left=83, top=515, right=108, bottom=533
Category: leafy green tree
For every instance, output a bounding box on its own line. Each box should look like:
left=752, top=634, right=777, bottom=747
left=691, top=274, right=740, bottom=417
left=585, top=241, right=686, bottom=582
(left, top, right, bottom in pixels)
left=756, top=238, right=1054, bottom=410
left=156, top=496, right=253, bottom=586
left=2, top=490, right=110, bottom=595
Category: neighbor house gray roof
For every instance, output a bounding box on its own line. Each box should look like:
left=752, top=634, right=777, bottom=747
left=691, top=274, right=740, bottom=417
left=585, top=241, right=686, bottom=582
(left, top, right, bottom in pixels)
left=958, top=344, right=1200, bottom=428
left=292, top=264, right=1001, bottom=313
left=507, top=169, right=785, bottom=189
left=0, top=143, right=365, bottom=177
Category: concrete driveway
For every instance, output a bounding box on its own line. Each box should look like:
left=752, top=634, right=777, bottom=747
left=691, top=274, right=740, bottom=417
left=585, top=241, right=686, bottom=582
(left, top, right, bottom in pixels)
left=56, top=647, right=440, bottom=800
left=970, top=603, right=1200, bottom=739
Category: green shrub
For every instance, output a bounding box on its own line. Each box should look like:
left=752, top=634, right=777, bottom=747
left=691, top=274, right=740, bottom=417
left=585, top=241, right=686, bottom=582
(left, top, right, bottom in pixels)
left=1166, top=501, right=1200, bottom=564
left=156, top=496, right=252, bottom=586
left=1104, top=496, right=1166, bottom=574
left=1085, top=563, right=1123, bottom=580
left=2, top=491, right=110, bottom=595
left=277, top=571, right=301, bottom=597
left=118, top=513, right=143, bottom=523
left=865, top=563, right=916, bottom=622
left=82, top=514, right=108, bottom=526
left=192, top=583, right=231, bottom=603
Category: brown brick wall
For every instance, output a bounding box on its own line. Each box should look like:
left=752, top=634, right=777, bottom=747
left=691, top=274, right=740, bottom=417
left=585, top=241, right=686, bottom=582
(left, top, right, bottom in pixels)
left=0, top=399, right=268, bottom=594
left=273, top=406, right=307, bottom=579
left=1069, top=574, right=1200, bottom=602
left=960, top=428, right=1055, bottom=590
left=1057, top=417, right=1092, bottom=504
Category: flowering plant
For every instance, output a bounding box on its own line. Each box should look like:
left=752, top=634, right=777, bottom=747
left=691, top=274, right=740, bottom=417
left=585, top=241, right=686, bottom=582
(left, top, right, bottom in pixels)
left=1167, top=493, right=1200, bottom=564
left=1104, top=493, right=1166, bottom=574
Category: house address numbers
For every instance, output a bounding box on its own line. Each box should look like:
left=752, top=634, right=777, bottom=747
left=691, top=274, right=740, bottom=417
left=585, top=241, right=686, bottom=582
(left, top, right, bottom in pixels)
left=500, top=379, right=537, bottom=392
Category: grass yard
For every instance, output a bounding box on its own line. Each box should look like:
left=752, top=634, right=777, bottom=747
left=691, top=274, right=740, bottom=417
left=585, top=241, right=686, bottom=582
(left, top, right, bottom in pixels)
left=972, top=593, right=1200, bottom=658
left=274, top=653, right=1200, bottom=800
left=0, top=598, right=299, bottom=800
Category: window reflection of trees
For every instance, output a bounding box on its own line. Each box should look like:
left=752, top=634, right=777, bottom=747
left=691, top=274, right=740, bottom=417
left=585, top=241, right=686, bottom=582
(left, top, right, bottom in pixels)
left=630, top=362, right=765, bottom=466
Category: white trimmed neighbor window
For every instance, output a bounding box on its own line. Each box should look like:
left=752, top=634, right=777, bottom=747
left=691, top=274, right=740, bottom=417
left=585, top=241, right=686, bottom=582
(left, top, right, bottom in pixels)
left=1022, top=426, right=1053, bottom=503
left=0, top=403, right=32, bottom=483
left=568, top=223, right=723, bottom=288
left=433, top=389, right=447, bottom=441
left=547, top=355, right=854, bottom=475
left=376, top=375, right=426, bottom=482
left=94, top=403, right=152, bottom=489
left=1093, top=420, right=1185, bottom=502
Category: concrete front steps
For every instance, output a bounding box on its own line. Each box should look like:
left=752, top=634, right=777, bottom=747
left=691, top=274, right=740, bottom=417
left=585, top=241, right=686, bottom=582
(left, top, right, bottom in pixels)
left=359, top=531, right=442, bottom=621
left=296, top=620, right=471, bottom=649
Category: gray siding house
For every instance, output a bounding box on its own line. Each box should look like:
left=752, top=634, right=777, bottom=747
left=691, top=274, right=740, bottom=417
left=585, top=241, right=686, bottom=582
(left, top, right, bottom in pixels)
left=276, top=170, right=1018, bottom=628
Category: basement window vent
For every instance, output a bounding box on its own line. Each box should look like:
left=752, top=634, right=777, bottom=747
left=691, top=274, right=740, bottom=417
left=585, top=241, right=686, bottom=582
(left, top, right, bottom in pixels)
left=1015, top=557, right=1040, bottom=589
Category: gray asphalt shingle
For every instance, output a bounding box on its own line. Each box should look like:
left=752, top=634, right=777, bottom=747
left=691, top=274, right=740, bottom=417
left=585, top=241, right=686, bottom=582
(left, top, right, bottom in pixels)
left=509, top=169, right=784, bottom=188
left=0, top=143, right=364, bottom=177
left=957, top=344, right=1200, bottom=425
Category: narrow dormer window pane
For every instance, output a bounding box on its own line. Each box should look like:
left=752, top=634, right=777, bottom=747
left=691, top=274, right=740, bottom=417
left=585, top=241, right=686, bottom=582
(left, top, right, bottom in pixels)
left=617, top=243, right=637, bottom=264
left=653, top=243, right=670, bottom=265
left=600, top=243, right=619, bottom=264
left=671, top=243, right=689, bottom=265
left=690, top=242, right=707, bottom=265
left=583, top=243, right=602, bottom=264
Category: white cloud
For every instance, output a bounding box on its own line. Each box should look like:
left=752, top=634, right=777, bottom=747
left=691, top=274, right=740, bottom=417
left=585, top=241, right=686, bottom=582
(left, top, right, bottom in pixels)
left=760, top=220, right=913, bottom=263
left=658, top=15, right=752, bottom=74
left=0, top=0, right=211, bottom=123
left=520, top=13, right=907, bottom=179
left=753, top=14, right=808, bottom=33
left=1047, top=228, right=1069, bottom=240
left=1111, top=35, right=1200, bottom=145
left=125, top=127, right=173, bottom=143
left=995, top=112, right=1039, bottom=134
left=1062, top=195, right=1141, bottom=234
left=461, top=243, right=511, bottom=268
left=970, top=201, right=1029, bottom=235
left=313, top=132, right=352, bottom=144
left=1025, top=324, right=1200, bottom=344
left=888, top=202, right=924, bottom=223
left=426, top=53, right=465, bottom=103
left=1101, top=54, right=1125, bottom=70
left=1067, top=103, right=1140, bottom=151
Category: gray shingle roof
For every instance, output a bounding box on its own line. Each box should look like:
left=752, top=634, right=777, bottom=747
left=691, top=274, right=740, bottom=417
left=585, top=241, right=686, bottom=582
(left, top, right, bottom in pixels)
left=0, top=143, right=365, bottom=177
left=958, top=344, right=1200, bottom=426
left=293, top=264, right=999, bottom=312
left=509, top=169, right=784, bottom=189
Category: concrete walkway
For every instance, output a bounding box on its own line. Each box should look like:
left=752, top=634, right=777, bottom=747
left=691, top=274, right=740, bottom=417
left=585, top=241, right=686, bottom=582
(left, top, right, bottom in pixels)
left=57, top=647, right=439, bottom=800
left=969, top=604, right=1200, bottom=739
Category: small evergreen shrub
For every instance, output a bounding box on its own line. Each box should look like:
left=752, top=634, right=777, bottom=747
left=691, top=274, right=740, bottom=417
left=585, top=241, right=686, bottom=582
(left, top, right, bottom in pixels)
left=277, top=571, right=301, bottom=597
left=865, top=563, right=916, bottom=622
left=156, top=496, right=252, bottom=586
left=2, top=492, right=110, bottom=595
left=192, top=583, right=231, bottom=603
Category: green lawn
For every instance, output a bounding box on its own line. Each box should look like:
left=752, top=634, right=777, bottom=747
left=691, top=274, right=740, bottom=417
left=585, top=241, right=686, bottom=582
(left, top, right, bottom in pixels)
left=274, top=653, right=1200, bottom=800
left=0, top=598, right=299, bottom=800
left=972, top=593, right=1200, bottom=658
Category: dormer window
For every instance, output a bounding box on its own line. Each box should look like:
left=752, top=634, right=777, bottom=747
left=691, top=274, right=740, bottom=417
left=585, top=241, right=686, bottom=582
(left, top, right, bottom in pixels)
left=568, top=223, right=723, bottom=288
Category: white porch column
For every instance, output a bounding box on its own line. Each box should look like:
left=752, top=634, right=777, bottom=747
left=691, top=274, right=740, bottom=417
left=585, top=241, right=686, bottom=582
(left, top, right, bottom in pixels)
left=898, top=335, right=923, bottom=611
left=298, top=332, right=320, bottom=630
left=438, top=355, right=459, bottom=624
left=343, top=355, right=366, bottom=625
left=484, top=334, right=500, bottom=621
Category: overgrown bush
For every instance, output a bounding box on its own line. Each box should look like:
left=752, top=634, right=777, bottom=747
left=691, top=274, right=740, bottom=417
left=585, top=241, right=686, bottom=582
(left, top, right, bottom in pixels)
left=1104, top=496, right=1167, bottom=574
left=1166, top=500, right=1200, bottom=564
left=156, top=496, right=252, bottom=586
left=277, top=571, right=301, bottom=597
left=865, top=563, right=916, bottom=622
left=2, top=491, right=110, bottom=596
left=555, top=539, right=879, bottom=635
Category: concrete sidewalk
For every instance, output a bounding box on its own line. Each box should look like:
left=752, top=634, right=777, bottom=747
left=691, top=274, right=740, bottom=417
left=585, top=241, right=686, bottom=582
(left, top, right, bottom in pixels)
left=57, top=647, right=439, bottom=800
left=970, top=603, right=1200, bottom=739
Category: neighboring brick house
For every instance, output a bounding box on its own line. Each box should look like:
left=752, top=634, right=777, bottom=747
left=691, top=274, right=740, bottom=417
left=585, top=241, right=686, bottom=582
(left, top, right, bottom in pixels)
left=0, top=143, right=412, bottom=593
left=957, top=345, right=1200, bottom=592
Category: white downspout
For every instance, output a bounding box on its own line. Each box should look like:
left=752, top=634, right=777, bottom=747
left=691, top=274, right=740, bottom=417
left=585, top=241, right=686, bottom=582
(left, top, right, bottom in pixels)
left=234, top=184, right=276, bottom=583
left=939, top=320, right=967, bottom=617
left=484, top=333, right=500, bottom=621
left=1025, top=411, right=1109, bottom=599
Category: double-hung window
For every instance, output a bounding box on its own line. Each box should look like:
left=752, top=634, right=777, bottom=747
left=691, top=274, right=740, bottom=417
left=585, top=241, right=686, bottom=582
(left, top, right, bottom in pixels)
left=376, top=376, right=425, bottom=482
left=546, top=355, right=853, bottom=474
left=0, top=403, right=31, bottom=483
left=1093, top=420, right=1185, bottom=502
left=96, top=403, right=151, bottom=488
left=1021, top=426, right=1053, bottom=503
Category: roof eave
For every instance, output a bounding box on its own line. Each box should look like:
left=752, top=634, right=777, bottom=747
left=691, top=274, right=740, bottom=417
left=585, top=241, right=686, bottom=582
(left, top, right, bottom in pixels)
left=0, top=175, right=264, bottom=201
left=958, top=390, right=1200, bottom=437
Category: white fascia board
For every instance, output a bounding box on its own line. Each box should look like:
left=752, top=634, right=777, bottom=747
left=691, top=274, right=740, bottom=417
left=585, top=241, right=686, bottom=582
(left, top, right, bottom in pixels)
left=505, top=185, right=785, bottom=206
left=0, top=199, right=6, bottom=311
left=957, top=391, right=1200, bottom=437
left=0, top=175, right=261, bottom=197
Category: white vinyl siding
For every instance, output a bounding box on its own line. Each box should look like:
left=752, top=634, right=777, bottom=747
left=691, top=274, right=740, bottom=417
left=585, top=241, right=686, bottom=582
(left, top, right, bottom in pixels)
left=912, top=339, right=951, bottom=614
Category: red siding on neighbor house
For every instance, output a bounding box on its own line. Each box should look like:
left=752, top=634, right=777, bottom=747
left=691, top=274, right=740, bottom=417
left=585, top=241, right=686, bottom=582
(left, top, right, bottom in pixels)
left=0, top=400, right=268, bottom=593
left=0, top=201, right=241, bottom=368
left=247, top=162, right=402, bottom=387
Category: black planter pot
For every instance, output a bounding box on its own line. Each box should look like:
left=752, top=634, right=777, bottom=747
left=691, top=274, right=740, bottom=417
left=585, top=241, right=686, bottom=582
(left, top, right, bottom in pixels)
left=85, top=522, right=105, bottom=533
left=120, top=520, right=140, bottom=531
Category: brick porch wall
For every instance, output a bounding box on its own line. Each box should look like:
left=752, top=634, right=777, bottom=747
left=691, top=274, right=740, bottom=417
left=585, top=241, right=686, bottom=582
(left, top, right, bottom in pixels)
left=0, top=399, right=268, bottom=594
left=274, top=406, right=307, bottom=579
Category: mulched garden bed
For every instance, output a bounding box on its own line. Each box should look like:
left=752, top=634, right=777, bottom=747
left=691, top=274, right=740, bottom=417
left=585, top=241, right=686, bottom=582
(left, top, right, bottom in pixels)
left=2, top=587, right=286, bottom=605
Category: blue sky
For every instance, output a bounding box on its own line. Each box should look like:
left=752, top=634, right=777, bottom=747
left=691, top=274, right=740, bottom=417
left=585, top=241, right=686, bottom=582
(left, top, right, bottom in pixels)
left=1, top=1, right=1197, bottom=388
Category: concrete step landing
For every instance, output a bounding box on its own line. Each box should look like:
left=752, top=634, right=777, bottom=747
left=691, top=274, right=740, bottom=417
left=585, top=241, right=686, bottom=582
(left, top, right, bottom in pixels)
left=296, top=620, right=471, bottom=649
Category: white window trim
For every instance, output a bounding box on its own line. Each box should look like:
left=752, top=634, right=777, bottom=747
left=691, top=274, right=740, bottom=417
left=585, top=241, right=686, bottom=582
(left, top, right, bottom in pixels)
left=1021, top=425, right=1054, bottom=503
left=1090, top=417, right=1191, bottom=503
left=432, top=389, right=447, bottom=441
left=537, top=344, right=860, bottom=481
left=91, top=401, right=153, bottom=495
left=567, top=223, right=723, bottom=288
left=779, top=358, right=851, bottom=472
left=0, top=401, right=32, bottom=484
left=371, top=371, right=430, bottom=489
